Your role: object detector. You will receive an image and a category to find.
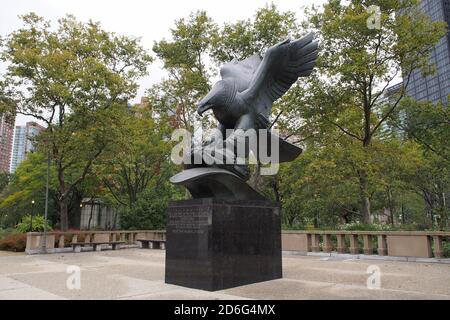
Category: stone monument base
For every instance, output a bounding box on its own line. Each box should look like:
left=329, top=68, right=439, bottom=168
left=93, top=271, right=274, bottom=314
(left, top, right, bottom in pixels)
left=165, top=198, right=282, bottom=291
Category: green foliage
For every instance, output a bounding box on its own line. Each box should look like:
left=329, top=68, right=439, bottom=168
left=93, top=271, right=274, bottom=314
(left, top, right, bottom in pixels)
left=0, top=172, right=10, bottom=194
left=0, top=228, right=17, bottom=241
left=150, top=2, right=449, bottom=231
left=287, top=0, right=448, bottom=223
left=0, top=80, right=15, bottom=116
left=0, top=13, right=152, bottom=230
left=396, top=98, right=450, bottom=229
left=98, top=106, right=174, bottom=207
left=210, top=3, right=299, bottom=63
left=0, top=233, right=26, bottom=252
left=443, top=240, right=450, bottom=258
left=16, top=214, right=52, bottom=233
left=341, top=223, right=394, bottom=232
left=0, top=152, right=57, bottom=228
left=398, top=98, right=450, bottom=161
left=150, top=11, right=216, bottom=132
left=119, top=180, right=184, bottom=230
left=1, top=4, right=448, bottom=233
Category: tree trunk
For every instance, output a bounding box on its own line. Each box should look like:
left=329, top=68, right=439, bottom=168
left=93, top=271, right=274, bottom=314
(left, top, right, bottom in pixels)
left=250, top=162, right=262, bottom=190
left=387, top=188, right=395, bottom=226
left=401, top=204, right=406, bottom=224
left=58, top=167, right=69, bottom=231
left=60, top=196, right=69, bottom=231
left=439, top=192, right=448, bottom=229
left=87, top=203, right=94, bottom=230
left=358, top=169, right=371, bottom=224
left=272, top=178, right=281, bottom=203
left=112, top=210, right=118, bottom=230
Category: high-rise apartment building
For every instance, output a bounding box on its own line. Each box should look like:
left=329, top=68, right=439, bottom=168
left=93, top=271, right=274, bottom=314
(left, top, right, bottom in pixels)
left=0, top=113, right=15, bottom=172
left=10, top=125, right=26, bottom=173
left=10, top=122, right=45, bottom=172
left=405, top=0, right=450, bottom=105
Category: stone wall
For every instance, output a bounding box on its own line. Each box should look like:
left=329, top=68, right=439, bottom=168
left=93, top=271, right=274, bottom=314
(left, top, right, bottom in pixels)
left=25, top=229, right=449, bottom=259
left=282, top=231, right=450, bottom=259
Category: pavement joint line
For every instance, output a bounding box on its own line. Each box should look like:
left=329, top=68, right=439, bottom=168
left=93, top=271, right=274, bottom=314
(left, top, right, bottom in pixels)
left=115, top=290, right=250, bottom=300
left=108, top=278, right=231, bottom=300
left=283, top=277, right=450, bottom=299
left=283, top=251, right=450, bottom=265
left=0, top=275, right=66, bottom=299
left=0, top=285, right=31, bottom=292
left=113, top=288, right=186, bottom=300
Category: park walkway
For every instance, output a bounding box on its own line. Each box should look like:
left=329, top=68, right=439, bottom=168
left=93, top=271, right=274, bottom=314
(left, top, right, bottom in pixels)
left=0, top=249, right=449, bottom=299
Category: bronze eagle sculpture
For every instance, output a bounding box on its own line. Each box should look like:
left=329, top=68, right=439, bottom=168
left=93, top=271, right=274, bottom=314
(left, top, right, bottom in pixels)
left=197, top=32, right=318, bottom=135
left=171, top=33, right=319, bottom=200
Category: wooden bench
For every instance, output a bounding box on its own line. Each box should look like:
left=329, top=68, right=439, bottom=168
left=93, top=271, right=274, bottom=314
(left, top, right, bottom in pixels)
left=71, top=241, right=125, bottom=253
left=136, top=239, right=166, bottom=250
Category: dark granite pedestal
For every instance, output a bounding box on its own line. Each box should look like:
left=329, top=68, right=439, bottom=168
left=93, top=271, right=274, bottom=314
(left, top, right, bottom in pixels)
left=165, top=198, right=282, bottom=291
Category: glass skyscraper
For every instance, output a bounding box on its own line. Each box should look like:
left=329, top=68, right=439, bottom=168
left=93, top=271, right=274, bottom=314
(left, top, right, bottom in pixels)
left=405, top=0, right=450, bottom=105
left=10, top=122, right=45, bottom=173
left=10, top=126, right=26, bottom=173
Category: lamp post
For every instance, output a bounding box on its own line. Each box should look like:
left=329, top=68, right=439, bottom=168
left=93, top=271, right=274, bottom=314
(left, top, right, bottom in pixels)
left=41, top=150, right=50, bottom=254
left=80, top=203, right=83, bottom=227
left=31, top=200, right=35, bottom=232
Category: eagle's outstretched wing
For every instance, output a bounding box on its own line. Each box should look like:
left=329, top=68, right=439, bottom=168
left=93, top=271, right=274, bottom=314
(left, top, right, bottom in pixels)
left=238, top=33, right=319, bottom=117
left=219, top=54, right=262, bottom=92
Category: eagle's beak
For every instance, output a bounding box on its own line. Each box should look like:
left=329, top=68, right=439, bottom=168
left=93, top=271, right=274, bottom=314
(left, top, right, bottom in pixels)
left=196, top=82, right=223, bottom=116
left=197, top=101, right=213, bottom=117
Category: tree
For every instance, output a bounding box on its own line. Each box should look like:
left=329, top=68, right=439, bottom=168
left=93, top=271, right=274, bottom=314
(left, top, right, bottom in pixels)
left=119, top=179, right=183, bottom=230
left=397, top=99, right=450, bottom=228
left=0, top=79, right=15, bottom=115
left=149, top=4, right=301, bottom=134
left=0, top=152, right=58, bottom=228
left=99, top=105, right=174, bottom=208
left=279, top=144, right=361, bottom=228
left=399, top=99, right=450, bottom=161
left=150, top=11, right=217, bottom=132
left=1, top=13, right=152, bottom=230
left=297, top=0, right=447, bottom=223
left=211, top=3, right=299, bottom=63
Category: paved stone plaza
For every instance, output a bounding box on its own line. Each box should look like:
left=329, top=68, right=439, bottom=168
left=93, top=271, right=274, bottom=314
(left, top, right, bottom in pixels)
left=0, top=249, right=449, bottom=300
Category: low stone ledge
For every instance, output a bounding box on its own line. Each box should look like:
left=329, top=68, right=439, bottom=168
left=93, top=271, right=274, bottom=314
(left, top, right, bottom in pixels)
left=281, top=250, right=308, bottom=256
left=386, top=235, right=432, bottom=258
left=307, top=252, right=332, bottom=257
left=25, top=230, right=162, bottom=254
left=296, top=252, right=450, bottom=264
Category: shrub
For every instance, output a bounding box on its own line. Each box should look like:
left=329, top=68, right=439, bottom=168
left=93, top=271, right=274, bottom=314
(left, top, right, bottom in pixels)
left=341, top=223, right=396, bottom=232
left=16, top=215, right=52, bottom=233
left=0, top=233, right=26, bottom=252
left=0, top=228, right=17, bottom=241
left=119, top=188, right=169, bottom=230
left=443, top=239, right=450, bottom=258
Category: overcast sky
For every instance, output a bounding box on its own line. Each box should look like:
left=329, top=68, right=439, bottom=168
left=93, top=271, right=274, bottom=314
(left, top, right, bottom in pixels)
left=1, top=0, right=325, bottom=125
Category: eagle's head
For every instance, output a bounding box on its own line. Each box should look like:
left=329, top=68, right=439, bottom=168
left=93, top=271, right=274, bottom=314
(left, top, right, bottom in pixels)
left=197, top=80, right=236, bottom=116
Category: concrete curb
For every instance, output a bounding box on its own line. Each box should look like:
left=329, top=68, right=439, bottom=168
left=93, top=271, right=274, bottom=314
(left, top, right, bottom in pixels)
left=282, top=251, right=450, bottom=264
left=26, top=244, right=139, bottom=255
